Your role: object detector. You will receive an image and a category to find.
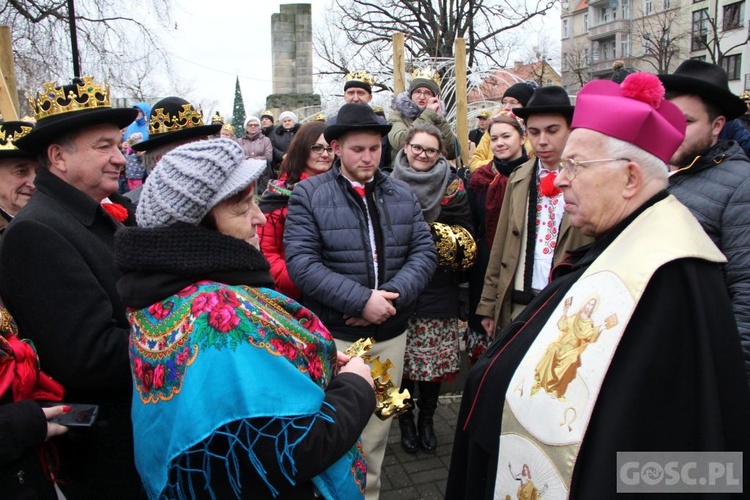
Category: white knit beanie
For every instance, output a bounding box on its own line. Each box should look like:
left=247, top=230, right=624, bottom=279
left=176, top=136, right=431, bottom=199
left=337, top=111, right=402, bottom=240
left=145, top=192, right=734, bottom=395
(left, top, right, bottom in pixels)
left=244, top=116, right=260, bottom=127
left=136, top=138, right=266, bottom=228
left=278, top=111, right=298, bottom=124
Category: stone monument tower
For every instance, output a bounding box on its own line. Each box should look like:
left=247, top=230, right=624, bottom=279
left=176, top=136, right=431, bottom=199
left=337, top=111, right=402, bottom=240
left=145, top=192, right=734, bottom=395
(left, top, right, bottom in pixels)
left=267, top=4, right=320, bottom=116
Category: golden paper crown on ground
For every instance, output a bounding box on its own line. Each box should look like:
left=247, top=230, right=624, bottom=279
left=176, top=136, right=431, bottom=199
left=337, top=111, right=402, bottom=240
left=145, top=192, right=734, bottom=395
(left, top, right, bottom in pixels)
left=345, top=71, right=376, bottom=87
left=29, top=76, right=112, bottom=121
left=149, top=104, right=205, bottom=136
left=0, top=123, right=34, bottom=151
left=345, top=338, right=413, bottom=420
left=411, top=67, right=441, bottom=86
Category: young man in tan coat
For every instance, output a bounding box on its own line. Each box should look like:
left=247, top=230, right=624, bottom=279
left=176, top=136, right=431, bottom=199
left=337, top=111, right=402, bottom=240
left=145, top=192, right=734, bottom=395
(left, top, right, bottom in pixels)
left=476, top=87, right=592, bottom=338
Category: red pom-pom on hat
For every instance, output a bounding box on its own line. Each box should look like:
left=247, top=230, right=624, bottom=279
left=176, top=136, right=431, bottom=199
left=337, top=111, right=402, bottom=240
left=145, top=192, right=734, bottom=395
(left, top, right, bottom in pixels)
left=621, top=73, right=665, bottom=109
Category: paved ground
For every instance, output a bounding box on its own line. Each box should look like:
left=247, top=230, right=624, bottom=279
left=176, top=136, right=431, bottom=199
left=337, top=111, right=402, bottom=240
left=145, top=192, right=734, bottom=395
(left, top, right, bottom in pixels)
left=380, top=395, right=462, bottom=499
left=380, top=345, right=470, bottom=500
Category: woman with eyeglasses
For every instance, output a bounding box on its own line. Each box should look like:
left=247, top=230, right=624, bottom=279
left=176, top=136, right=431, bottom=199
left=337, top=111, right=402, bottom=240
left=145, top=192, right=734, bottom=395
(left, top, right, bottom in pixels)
left=465, top=114, right=528, bottom=364
left=391, top=123, right=475, bottom=455
left=258, top=122, right=334, bottom=299
left=238, top=116, right=273, bottom=193
left=388, top=72, right=457, bottom=166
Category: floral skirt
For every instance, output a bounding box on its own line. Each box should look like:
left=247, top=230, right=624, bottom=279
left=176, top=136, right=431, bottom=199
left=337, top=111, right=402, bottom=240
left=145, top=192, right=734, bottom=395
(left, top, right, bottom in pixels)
left=464, top=326, right=492, bottom=364
left=403, top=316, right=461, bottom=382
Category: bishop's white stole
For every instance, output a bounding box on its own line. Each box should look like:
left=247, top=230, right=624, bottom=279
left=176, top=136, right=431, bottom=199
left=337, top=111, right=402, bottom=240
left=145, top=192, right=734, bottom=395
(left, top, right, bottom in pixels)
left=495, top=195, right=725, bottom=500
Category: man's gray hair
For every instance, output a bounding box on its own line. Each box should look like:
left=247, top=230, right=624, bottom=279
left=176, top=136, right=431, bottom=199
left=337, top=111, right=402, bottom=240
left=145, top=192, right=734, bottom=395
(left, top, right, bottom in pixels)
left=142, top=143, right=179, bottom=172
left=604, top=135, right=668, bottom=184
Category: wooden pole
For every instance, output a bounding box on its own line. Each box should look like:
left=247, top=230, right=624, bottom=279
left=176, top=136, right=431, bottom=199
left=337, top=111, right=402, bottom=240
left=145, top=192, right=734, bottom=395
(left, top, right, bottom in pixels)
left=0, top=26, right=19, bottom=120
left=393, top=33, right=405, bottom=95
left=454, top=38, right=469, bottom=168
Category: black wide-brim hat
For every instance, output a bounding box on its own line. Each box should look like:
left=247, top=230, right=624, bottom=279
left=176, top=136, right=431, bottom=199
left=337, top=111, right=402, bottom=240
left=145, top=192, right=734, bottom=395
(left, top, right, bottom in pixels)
left=513, top=86, right=575, bottom=121
left=15, top=108, right=136, bottom=154
left=658, top=60, right=746, bottom=121
left=324, top=103, right=392, bottom=142
left=0, top=121, right=37, bottom=159
left=15, top=77, right=137, bottom=154
left=133, top=96, right=222, bottom=152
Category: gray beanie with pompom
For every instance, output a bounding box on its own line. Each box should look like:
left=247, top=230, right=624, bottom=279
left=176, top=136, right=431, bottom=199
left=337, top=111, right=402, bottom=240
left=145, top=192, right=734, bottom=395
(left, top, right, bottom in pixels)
left=136, top=138, right=266, bottom=228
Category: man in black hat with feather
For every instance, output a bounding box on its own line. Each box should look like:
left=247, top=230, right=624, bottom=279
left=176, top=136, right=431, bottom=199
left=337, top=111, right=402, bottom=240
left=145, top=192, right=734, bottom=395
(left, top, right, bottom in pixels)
left=660, top=60, right=750, bottom=386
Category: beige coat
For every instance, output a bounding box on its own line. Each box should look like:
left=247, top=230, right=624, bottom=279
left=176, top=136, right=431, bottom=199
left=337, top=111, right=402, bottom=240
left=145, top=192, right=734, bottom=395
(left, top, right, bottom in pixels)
left=475, top=158, right=592, bottom=333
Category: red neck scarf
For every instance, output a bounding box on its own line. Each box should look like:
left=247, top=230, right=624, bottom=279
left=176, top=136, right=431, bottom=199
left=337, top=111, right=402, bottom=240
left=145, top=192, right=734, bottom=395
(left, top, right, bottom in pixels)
left=0, top=307, right=64, bottom=402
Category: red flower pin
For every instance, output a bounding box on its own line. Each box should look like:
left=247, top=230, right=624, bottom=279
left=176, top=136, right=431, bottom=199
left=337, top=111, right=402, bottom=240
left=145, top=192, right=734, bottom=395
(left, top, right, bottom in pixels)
left=102, top=202, right=128, bottom=222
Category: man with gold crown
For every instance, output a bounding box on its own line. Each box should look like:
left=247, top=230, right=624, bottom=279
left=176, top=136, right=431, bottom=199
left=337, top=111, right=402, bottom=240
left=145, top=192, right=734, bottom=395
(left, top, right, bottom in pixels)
left=388, top=68, right=457, bottom=164
left=446, top=72, right=750, bottom=498
left=0, top=77, right=146, bottom=497
left=0, top=121, right=37, bottom=236
left=327, top=71, right=392, bottom=170
left=124, top=96, right=221, bottom=205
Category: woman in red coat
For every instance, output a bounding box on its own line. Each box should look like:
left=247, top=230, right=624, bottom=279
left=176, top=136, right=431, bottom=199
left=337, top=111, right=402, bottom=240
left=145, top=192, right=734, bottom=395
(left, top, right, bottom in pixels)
left=258, top=122, right=334, bottom=299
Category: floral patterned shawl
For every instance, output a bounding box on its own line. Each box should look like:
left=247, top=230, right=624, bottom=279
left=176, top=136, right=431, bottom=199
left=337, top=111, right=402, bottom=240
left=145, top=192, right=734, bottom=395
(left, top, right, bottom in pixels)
left=128, top=281, right=365, bottom=499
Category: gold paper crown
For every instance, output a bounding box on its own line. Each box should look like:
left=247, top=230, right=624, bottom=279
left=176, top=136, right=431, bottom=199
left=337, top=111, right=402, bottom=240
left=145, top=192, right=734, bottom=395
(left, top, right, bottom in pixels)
left=0, top=124, right=33, bottom=151
left=345, top=71, right=376, bottom=87
left=372, top=106, right=384, bottom=114
left=345, top=338, right=413, bottom=420
left=29, top=76, right=112, bottom=121
left=430, top=222, right=477, bottom=271
left=221, top=123, right=235, bottom=133
left=149, top=104, right=205, bottom=136
left=311, top=112, right=326, bottom=122
left=411, top=67, right=440, bottom=86
left=210, top=111, right=224, bottom=124
left=740, top=90, right=750, bottom=101
left=261, top=110, right=274, bottom=119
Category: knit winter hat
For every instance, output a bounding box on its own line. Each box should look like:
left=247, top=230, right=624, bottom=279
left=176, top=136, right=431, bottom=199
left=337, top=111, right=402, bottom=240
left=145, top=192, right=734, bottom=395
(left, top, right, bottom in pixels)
left=503, top=82, right=536, bottom=107
left=137, top=138, right=266, bottom=228
left=409, top=78, right=440, bottom=97
left=278, top=111, right=298, bottom=124
left=244, top=116, right=260, bottom=127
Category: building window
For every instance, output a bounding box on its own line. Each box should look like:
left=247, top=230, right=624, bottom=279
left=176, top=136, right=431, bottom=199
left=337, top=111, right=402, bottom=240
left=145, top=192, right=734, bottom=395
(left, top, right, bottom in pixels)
left=563, top=19, right=570, bottom=38
left=601, top=6, right=610, bottom=22
left=622, top=0, right=630, bottom=19
left=720, top=54, right=742, bottom=79
left=663, top=0, right=671, bottom=9
left=621, top=35, right=631, bottom=58
left=692, top=9, right=709, bottom=51
left=645, top=0, right=653, bottom=14
left=584, top=13, right=589, bottom=31
left=691, top=55, right=707, bottom=61
left=584, top=47, right=590, bottom=65
left=723, top=1, right=744, bottom=30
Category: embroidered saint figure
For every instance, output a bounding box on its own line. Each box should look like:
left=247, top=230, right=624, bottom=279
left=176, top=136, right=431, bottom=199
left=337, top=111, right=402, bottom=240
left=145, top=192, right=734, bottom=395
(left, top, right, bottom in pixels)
left=531, top=296, right=614, bottom=400
left=507, top=463, right=547, bottom=500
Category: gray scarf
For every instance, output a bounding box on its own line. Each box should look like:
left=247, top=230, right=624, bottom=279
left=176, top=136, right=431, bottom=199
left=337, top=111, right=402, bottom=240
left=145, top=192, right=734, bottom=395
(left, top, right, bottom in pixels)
left=391, top=148, right=451, bottom=223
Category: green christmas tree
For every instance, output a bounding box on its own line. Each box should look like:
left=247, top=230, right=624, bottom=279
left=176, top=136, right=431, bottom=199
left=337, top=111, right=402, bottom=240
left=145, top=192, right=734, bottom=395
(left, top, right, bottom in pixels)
left=231, top=77, right=246, bottom=138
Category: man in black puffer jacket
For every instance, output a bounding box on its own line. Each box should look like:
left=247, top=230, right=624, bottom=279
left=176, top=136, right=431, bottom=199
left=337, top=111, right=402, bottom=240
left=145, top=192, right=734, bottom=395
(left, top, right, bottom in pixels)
left=660, top=60, right=750, bottom=386
left=285, top=104, right=437, bottom=499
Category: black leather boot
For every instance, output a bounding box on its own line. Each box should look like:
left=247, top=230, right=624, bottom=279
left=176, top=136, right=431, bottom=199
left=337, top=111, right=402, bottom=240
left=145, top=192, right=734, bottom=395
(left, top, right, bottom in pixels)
left=399, top=378, right=419, bottom=453
left=417, top=381, right=440, bottom=453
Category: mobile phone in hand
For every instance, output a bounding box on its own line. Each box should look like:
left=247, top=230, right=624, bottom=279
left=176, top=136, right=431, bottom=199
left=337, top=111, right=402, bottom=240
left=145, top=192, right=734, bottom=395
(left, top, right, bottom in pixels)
left=48, top=404, right=99, bottom=427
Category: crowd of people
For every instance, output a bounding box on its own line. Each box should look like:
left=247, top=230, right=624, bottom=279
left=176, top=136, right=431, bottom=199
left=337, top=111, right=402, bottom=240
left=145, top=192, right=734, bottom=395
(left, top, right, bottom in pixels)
left=0, top=61, right=748, bottom=500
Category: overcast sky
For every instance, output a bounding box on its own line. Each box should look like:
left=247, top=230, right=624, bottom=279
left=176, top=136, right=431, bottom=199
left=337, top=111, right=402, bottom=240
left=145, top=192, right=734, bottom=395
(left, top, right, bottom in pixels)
left=162, top=0, right=329, bottom=118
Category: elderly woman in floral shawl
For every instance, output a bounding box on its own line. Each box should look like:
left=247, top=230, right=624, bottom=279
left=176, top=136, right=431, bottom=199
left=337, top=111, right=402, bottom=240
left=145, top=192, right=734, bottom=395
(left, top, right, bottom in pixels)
left=114, top=138, right=375, bottom=499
